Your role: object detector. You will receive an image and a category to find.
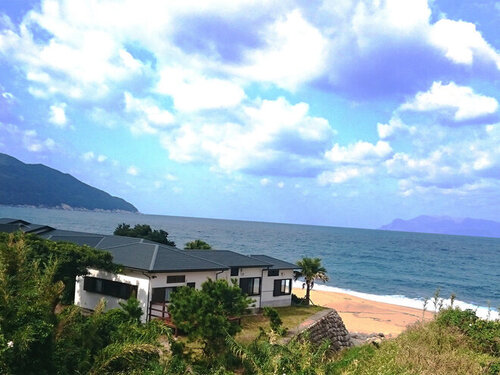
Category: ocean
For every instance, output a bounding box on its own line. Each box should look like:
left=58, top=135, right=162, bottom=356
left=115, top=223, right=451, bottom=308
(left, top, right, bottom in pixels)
left=1, top=206, right=499, bottom=319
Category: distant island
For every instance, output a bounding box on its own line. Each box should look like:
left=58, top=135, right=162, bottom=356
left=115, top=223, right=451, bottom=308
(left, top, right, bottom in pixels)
left=0, top=153, right=138, bottom=212
left=380, top=215, right=500, bottom=238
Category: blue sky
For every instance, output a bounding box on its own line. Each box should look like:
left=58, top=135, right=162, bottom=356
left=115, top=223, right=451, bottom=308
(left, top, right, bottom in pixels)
left=1, top=0, right=499, bottom=228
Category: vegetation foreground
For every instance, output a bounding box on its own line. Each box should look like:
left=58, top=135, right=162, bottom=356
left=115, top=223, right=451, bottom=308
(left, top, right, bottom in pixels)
left=0, top=233, right=498, bottom=374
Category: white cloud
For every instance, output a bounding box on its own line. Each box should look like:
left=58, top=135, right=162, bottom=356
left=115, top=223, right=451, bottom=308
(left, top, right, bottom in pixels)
left=124, top=92, right=175, bottom=126
left=49, top=102, right=67, bottom=127
left=127, top=165, right=139, bottom=176
left=233, top=9, right=328, bottom=90
left=160, top=97, right=335, bottom=176
left=21, top=129, right=55, bottom=152
left=165, top=173, right=178, bottom=181
left=97, top=154, right=107, bottom=163
left=400, top=82, right=499, bottom=121
left=429, top=19, right=500, bottom=69
left=318, top=166, right=373, bottom=184
left=260, top=178, right=270, bottom=186
left=156, top=67, right=245, bottom=112
left=325, top=140, right=392, bottom=164
left=82, top=151, right=94, bottom=161
left=377, top=117, right=416, bottom=139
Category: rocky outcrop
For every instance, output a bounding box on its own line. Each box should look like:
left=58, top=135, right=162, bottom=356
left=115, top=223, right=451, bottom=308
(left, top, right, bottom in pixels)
left=350, top=332, right=386, bottom=347
left=296, top=309, right=353, bottom=350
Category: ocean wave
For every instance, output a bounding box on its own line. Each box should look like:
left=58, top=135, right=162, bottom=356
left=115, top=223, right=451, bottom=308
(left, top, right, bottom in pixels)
left=292, top=281, right=499, bottom=321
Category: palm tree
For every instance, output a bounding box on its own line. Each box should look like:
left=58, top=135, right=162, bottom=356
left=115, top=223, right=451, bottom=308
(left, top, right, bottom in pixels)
left=294, top=257, right=328, bottom=305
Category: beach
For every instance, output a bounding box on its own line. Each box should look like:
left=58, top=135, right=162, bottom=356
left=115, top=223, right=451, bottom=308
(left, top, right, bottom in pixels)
left=293, top=288, right=433, bottom=337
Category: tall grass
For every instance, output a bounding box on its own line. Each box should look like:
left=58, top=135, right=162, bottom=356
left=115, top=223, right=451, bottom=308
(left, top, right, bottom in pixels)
left=337, top=309, right=499, bottom=375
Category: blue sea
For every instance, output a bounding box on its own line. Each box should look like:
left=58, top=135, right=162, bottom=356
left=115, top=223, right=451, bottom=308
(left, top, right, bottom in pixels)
left=1, top=206, right=499, bottom=319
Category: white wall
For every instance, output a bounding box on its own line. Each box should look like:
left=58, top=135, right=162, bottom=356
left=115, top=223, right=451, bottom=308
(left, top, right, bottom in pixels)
left=74, top=266, right=293, bottom=321
left=74, top=268, right=150, bottom=322
left=216, top=267, right=293, bottom=308
left=261, top=269, right=294, bottom=307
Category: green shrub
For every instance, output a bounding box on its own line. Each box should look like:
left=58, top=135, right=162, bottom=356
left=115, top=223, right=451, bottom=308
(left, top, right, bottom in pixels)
left=263, top=307, right=286, bottom=336
left=437, top=308, right=500, bottom=356
left=291, top=293, right=308, bottom=305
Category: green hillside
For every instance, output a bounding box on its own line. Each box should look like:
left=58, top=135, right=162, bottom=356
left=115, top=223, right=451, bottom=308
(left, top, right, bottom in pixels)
left=0, top=153, right=138, bottom=212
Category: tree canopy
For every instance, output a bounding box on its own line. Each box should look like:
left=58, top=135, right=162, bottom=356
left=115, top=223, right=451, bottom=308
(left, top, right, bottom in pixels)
left=294, top=257, right=329, bottom=305
left=184, top=239, right=212, bottom=250
left=113, top=223, right=175, bottom=247
left=0, top=232, right=117, bottom=304
left=169, top=279, right=251, bottom=355
left=0, top=233, right=169, bottom=375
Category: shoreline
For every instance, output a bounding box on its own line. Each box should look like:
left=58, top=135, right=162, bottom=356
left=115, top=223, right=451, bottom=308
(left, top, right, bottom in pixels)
left=292, top=287, right=432, bottom=337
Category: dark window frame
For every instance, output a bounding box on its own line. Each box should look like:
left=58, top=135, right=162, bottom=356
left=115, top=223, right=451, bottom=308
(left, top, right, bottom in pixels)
left=239, top=277, right=261, bottom=296
left=151, top=286, right=179, bottom=303
left=230, top=267, right=239, bottom=276
left=267, top=269, right=279, bottom=277
left=167, top=275, right=185, bottom=284
left=273, top=279, right=292, bottom=296
left=83, top=276, right=137, bottom=299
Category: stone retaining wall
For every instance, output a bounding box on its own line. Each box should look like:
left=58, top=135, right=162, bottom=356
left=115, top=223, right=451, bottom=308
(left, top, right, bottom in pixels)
left=297, top=309, right=353, bottom=350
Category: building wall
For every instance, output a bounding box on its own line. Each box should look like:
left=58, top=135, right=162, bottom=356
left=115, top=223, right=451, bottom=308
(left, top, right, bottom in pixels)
left=75, top=266, right=293, bottom=322
left=149, top=270, right=220, bottom=289
left=216, top=267, right=293, bottom=308
left=261, top=268, right=294, bottom=307
left=74, top=268, right=150, bottom=322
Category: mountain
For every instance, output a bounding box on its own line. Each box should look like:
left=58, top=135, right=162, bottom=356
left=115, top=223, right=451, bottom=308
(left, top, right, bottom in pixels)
left=0, top=153, right=138, bottom=212
left=380, top=215, right=500, bottom=238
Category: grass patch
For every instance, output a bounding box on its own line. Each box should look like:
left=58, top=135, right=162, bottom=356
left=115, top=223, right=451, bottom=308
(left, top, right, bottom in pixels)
left=236, top=305, right=325, bottom=344
left=339, top=321, right=498, bottom=375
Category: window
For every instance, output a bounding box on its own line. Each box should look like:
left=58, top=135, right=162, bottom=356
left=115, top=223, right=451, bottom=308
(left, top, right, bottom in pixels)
left=267, top=269, right=279, bottom=277
left=167, top=275, right=185, bottom=283
left=187, top=282, right=195, bottom=288
left=151, top=287, right=178, bottom=303
left=273, top=279, right=292, bottom=296
left=230, top=267, right=239, bottom=276
left=83, top=276, right=137, bottom=299
left=239, top=277, right=261, bottom=296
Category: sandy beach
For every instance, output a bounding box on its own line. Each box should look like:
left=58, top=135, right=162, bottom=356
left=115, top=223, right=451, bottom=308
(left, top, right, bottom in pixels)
left=293, top=288, right=433, bottom=337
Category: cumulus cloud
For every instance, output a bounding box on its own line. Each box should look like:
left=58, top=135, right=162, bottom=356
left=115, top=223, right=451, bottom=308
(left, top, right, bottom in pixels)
left=21, top=128, right=55, bottom=152
left=156, top=67, right=245, bottom=112
left=325, top=140, right=392, bottom=165
left=127, top=165, right=139, bottom=176
left=160, top=97, right=335, bottom=176
left=318, top=166, right=374, bottom=185
left=232, top=9, right=328, bottom=90
left=400, top=82, right=499, bottom=123
left=82, top=151, right=108, bottom=163
left=49, top=102, right=67, bottom=127
left=385, top=123, right=500, bottom=195
left=429, top=19, right=500, bottom=69
left=377, top=117, right=416, bottom=139
left=318, top=0, right=500, bottom=98
left=316, top=139, right=393, bottom=185
left=124, top=92, right=174, bottom=126
left=1, top=0, right=498, bottom=104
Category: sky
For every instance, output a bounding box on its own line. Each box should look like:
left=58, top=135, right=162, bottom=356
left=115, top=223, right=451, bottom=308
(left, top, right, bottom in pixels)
left=0, top=0, right=499, bottom=229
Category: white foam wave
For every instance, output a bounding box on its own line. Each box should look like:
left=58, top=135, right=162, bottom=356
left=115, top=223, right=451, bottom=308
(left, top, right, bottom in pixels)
left=292, top=281, right=499, bottom=321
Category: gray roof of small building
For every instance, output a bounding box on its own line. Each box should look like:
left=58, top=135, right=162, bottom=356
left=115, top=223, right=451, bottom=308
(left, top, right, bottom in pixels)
left=184, top=250, right=271, bottom=268
left=249, top=254, right=299, bottom=269
left=0, top=218, right=300, bottom=273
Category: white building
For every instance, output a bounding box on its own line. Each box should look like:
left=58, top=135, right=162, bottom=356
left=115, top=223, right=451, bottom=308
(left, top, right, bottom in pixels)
left=0, top=218, right=298, bottom=323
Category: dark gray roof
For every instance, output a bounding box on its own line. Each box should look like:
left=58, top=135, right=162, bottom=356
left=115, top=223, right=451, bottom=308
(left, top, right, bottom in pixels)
left=185, top=250, right=271, bottom=268
left=249, top=254, right=299, bottom=269
left=0, top=218, right=299, bottom=273
left=0, top=218, right=30, bottom=225
left=41, top=229, right=228, bottom=272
